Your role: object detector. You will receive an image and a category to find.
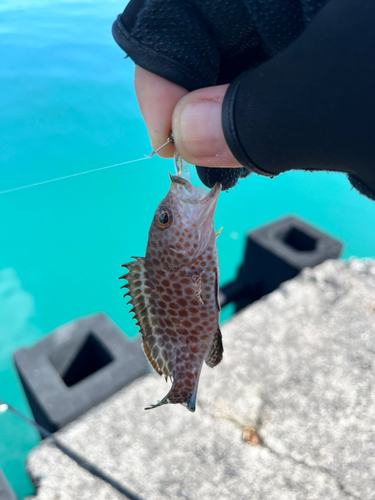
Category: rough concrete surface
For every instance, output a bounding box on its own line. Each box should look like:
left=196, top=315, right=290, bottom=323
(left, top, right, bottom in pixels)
left=26, top=259, right=375, bottom=500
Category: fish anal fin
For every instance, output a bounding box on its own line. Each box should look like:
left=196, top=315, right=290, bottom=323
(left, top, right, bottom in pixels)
left=205, top=327, right=223, bottom=368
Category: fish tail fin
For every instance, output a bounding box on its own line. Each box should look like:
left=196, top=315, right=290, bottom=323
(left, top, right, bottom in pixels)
left=145, top=371, right=200, bottom=413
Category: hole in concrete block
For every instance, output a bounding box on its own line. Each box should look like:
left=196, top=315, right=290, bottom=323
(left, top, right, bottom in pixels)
left=282, top=227, right=317, bottom=252
left=50, top=333, right=114, bottom=387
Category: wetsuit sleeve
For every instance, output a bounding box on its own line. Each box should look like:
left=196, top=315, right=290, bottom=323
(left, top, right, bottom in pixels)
left=223, top=0, right=375, bottom=199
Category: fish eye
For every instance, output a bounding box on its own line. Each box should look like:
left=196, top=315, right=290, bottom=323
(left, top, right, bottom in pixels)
left=157, top=209, right=173, bottom=229
left=159, top=212, right=169, bottom=224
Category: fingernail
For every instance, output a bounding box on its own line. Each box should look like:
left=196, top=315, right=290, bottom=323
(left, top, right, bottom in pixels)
left=176, top=100, right=224, bottom=159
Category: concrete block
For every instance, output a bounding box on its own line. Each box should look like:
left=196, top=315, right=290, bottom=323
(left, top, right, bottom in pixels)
left=0, top=471, right=16, bottom=500
left=14, top=313, right=149, bottom=435
left=220, top=215, right=342, bottom=310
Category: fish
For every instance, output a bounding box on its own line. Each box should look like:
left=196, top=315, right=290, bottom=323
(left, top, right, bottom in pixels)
left=119, top=174, right=223, bottom=412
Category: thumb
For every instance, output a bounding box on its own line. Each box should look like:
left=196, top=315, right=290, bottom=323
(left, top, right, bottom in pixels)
left=172, top=85, right=241, bottom=168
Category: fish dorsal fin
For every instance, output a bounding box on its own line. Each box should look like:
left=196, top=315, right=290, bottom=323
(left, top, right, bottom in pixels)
left=120, top=257, right=167, bottom=377
left=205, top=327, right=224, bottom=368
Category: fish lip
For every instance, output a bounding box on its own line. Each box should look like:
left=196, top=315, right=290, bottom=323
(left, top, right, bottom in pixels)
left=170, top=175, right=193, bottom=193
left=196, top=182, right=221, bottom=228
left=170, top=175, right=221, bottom=204
left=200, top=182, right=222, bottom=204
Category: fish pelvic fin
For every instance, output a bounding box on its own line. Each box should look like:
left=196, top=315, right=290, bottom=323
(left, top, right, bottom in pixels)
left=205, top=327, right=224, bottom=368
left=145, top=370, right=200, bottom=412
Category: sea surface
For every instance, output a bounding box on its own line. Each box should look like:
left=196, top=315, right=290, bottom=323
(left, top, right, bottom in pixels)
left=0, top=1, right=374, bottom=497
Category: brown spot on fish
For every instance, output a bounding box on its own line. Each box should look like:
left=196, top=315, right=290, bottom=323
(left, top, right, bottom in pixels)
left=189, top=335, right=199, bottom=343
left=164, top=317, right=174, bottom=328
left=189, top=307, right=199, bottom=314
left=177, top=298, right=188, bottom=307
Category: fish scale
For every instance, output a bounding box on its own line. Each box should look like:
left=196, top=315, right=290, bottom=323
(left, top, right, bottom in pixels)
left=120, top=175, right=222, bottom=412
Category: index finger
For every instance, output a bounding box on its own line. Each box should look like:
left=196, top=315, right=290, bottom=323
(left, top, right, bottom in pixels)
left=134, top=66, right=189, bottom=158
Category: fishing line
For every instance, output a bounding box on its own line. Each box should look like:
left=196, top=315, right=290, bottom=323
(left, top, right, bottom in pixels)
left=0, top=137, right=173, bottom=196
left=0, top=397, right=146, bottom=500
left=0, top=156, right=151, bottom=196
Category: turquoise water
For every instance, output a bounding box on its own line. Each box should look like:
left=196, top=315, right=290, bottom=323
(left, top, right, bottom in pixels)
left=0, top=1, right=374, bottom=497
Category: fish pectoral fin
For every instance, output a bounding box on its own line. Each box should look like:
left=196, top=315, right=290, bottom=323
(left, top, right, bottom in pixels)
left=205, top=327, right=224, bottom=368
left=190, top=267, right=204, bottom=304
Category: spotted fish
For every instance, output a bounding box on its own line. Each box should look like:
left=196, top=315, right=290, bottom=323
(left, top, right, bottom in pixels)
left=120, top=175, right=223, bottom=412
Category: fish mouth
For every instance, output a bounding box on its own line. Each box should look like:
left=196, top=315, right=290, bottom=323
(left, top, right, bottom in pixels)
left=170, top=175, right=221, bottom=230
left=197, top=182, right=221, bottom=228
left=170, top=175, right=221, bottom=204
left=170, top=175, right=194, bottom=195
left=169, top=175, right=221, bottom=258
left=200, top=182, right=222, bottom=204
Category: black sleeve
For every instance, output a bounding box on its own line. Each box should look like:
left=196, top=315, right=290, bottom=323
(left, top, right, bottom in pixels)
left=223, top=0, right=375, bottom=200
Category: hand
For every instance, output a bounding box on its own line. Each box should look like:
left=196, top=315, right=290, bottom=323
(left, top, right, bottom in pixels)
left=134, top=66, right=241, bottom=168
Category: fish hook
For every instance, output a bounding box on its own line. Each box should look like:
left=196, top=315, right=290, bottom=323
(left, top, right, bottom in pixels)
left=148, top=133, right=174, bottom=157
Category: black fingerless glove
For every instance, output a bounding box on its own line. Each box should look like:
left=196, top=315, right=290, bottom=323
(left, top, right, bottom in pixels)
left=113, top=0, right=375, bottom=200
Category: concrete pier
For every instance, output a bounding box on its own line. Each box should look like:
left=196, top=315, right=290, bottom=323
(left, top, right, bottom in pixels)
left=26, top=259, right=375, bottom=500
